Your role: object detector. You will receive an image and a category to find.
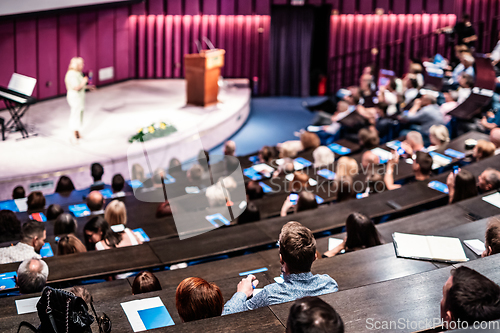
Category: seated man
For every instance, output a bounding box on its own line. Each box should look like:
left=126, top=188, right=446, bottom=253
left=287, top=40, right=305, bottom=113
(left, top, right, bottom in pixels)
left=0, top=221, right=46, bottom=264
left=483, top=218, right=500, bottom=257
left=111, top=174, right=126, bottom=196
left=287, top=296, right=344, bottom=333
left=86, top=190, right=104, bottom=215
left=17, top=258, right=49, bottom=294
left=399, top=94, right=444, bottom=143
left=490, top=128, right=500, bottom=150
left=223, top=221, right=338, bottom=315
left=477, top=168, right=500, bottom=193
left=90, top=162, right=105, bottom=190
left=384, top=151, right=433, bottom=190
left=401, top=131, right=426, bottom=156
left=12, top=186, right=25, bottom=200
left=441, top=267, right=500, bottom=327
left=224, top=140, right=236, bottom=156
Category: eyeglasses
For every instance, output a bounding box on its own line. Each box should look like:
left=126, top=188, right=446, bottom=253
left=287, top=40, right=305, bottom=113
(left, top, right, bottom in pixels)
left=90, top=298, right=111, bottom=333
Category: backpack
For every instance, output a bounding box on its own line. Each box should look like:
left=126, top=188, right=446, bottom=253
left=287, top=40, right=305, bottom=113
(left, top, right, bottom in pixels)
left=17, top=286, right=94, bottom=333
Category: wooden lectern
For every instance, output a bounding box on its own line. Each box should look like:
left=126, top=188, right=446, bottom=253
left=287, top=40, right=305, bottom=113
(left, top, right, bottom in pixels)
left=184, top=49, right=225, bottom=106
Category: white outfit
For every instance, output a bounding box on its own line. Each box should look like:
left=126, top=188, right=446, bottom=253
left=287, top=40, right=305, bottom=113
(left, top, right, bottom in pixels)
left=457, top=88, right=471, bottom=104
left=491, top=41, right=500, bottom=62
left=95, top=228, right=139, bottom=250
left=65, top=70, right=85, bottom=131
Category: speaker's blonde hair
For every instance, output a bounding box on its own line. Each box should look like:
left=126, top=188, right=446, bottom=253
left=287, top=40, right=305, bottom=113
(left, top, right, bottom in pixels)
left=68, top=57, right=83, bottom=71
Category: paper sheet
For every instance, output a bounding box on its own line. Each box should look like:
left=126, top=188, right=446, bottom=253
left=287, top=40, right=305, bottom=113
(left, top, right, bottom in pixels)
left=328, top=238, right=344, bottom=251
left=16, top=297, right=40, bottom=315
left=121, top=297, right=173, bottom=332
left=464, top=239, right=486, bottom=256
left=482, top=192, right=500, bottom=209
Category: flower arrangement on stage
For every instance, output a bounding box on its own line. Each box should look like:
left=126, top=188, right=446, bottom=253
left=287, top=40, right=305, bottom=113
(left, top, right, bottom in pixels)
left=129, top=122, right=177, bottom=143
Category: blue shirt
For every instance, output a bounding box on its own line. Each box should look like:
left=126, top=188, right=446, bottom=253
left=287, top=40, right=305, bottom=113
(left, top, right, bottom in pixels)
left=401, top=104, right=444, bottom=136
left=222, top=272, right=338, bottom=315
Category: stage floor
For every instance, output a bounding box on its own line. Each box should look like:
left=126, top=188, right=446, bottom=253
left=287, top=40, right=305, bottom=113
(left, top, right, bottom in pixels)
left=0, top=79, right=250, bottom=200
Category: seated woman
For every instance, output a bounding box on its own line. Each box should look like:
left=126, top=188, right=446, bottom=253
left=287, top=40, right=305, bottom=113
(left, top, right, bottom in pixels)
left=57, top=234, right=87, bottom=255
left=55, top=175, right=75, bottom=194
left=428, top=125, right=450, bottom=151
left=83, top=216, right=111, bottom=250
left=323, top=213, right=383, bottom=257
left=54, top=213, right=78, bottom=236
left=447, top=169, right=478, bottom=204
left=46, top=204, right=64, bottom=221
left=313, top=146, right=335, bottom=169
left=278, top=132, right=321, bottom=158
left=334, top=176, right=357, bottom=203
left=473, top=139, right=496, bottom=161
left=132, top=271, right=162, bottom=295
left=280, top=191, right=318, bottom=217
left=175, top=277, right=223, bottom=322
left=335, top=156, right=359, bottom=178
left=95, top=200, right=142, bottom=250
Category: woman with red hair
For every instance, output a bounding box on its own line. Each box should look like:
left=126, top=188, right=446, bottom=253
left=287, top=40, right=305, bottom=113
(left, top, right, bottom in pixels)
left=175, top=277, right=223, bottom=322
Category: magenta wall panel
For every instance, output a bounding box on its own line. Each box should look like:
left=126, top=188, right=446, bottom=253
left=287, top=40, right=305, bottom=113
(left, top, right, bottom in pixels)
left=173, top=16, right=182, bottom=77
left=97, top=9, right=115, bottom=84
left=217, top=16, right=227, bottom=76
left=148, top=0, right=164, bottom=15
left=255, top=0, right=271, bottom=15
left=376, top=0, right=389, bottom=12
left=234, top=16, right=244, bottom=77
left=225, top=16, right=235, bottom=77
left=185, top=0, right=200, bottom=15
left=359, top=0, right=374, bottom=14
left=58, top=14, right=78, bottom=95
left=220, top=0, right=236, bottom=15
left=131, top=0, right=146, bottom=15
left=203, top=0, right=219, bottom=15
left=155, top=15, right=164, bottom=78
left=308, top=0, right=323, bottom=5
left=343, top=1, right=356, bottom=14
left=427, top=1, right=440, bottom=14
left=0, top=21, right=15, bottom=109
left=392, top=1, right=406, bottom=14
left=115, top=7, right=129, bottom=81
left=409, top=0, right=423, bottom=14
left=238, top=0, right=253, bottom=15
left=273, top=0, right=288, bottom=5
left=164, top=16, right=173, bottom=77
left=15, top=19, right=38, bottom=97
left=128, top=15, right=137, bottom=78
left=191, top=15, right=201, bottom=54
left=260, top=16, right=271, bottom=94
left=78, top=12, right=98, bottom=84
left=137, top=15, right=146, bottom=78
left=147, top=15, right=156, bottom=78
left=168, top=0, right=183, bottom=15
left=37, top=17, right=59, bottom=99
left=182, top=15, right=192, bottom=76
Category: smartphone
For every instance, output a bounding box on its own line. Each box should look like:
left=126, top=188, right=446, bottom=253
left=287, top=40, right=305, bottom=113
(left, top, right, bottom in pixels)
left=453, top=166, right=459, bottom=175
left=29, top=212, right=47, bottom=222
left=289, top=193, right=299, bottom=205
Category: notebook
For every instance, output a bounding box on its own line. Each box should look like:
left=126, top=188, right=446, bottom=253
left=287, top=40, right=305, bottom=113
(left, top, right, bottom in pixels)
left=0, top=271, right=17, bottom=290
left=482, top=192, right=500, bottom=209
left=121, top=297, right=174, bottom=332
left=68, top=204, right=91, bottom=217
left=392, top=232, right=468, bottom=263
left=327, top=143, right=351, bottom=155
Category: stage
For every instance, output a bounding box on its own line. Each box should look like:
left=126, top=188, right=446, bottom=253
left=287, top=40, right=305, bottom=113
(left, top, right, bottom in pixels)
left=0, top=79, right=251, bottom=200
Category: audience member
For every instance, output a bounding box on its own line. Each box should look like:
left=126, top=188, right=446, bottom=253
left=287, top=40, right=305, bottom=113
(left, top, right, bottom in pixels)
left=223, top=222, right=338, bottom=315
left=187, top=164, right=204, bottom=183
left=131, top=163, right=146, bottom=183
left=447, top=169, right=478, bottom=204
left=95, top=200, right=142, bottom=250
left=46, top=204, right=64, bottom=221
left=57, top=234, right=87, bottom=255
left=367, top=173, right=386, bottom=194
left=477, top=168, right=500, bottom=193
left=490, top=128, right=500, bottom=148
left=358, top=127, right=380, bottom=150
left=156, top=200, right=172, bottom=218
left=428, top=125, right=450, bottom=151
left=323, top=213, right=383, bottom=257
left=385, top=151, right=433, bottom=190
left=54, top=213, right=78, bottom=236
left=440, top=91, right=459, bottom=124
left=335, top=176, right=357, bottom=203
left=473, top=139, right=496, bottom=161
left=83, top=216, right=110, bottom=251
left=224, top=140, right=236, bottom=156
left=286, top=296, right=344, bottom=333
left=206, top=182, right=230, bottom=208
left=237, top=201, right=261, bottom=224
left=483, top=218, right=500, bottom=257
left=16, top=258, right=49, bottom=294
left=289, top=172, right=310, bottom=192
left=151, top=168, right=166, bottom=188
left=12, top=186, right=25, bottom=200
left=111, top=174, right=125, bottom=194
left=55, top=175, right=75, bottom=193
left=279, top=132, right=321, bottom=158
left=0, top=210, right=21, bottom=243
left=377, top=79, right=399, bottom=116
left=27, top=191, right=46, bottom=211
left=259, top=146, right=275, bottom=164
left=336, top=157, right=358, bottom=178
left=361, top=150, right=380, bottom=172
left=0, top=221, right=45, bottom=264
left=401, top=131, right=425, bottom=156
left=440, top=267, right=500, bottom=327
left=90, top=162, right=105, bottom=190
left=281, top=191, right=318, bottom=217
left=399, top=93, right=444, bottom=142
left=246, top=181, right=264, bottom=200
left=176, top=277, right=223, bottom=322
left=86, top=190, right=104, bottom=214
left=457, top=73, right=474, bottom=104
left=451, top=52, right=476, bottom=85
left=132, top=271, right=162, bottom=295
left=481, top=109, right=500, bottom=131
left=313, top=146, right=335, bottom=169
left=71, top=286, right=92, bottom=304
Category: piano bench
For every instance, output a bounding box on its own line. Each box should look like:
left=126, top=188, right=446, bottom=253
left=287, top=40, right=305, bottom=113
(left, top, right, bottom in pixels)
left=0, top=117, right=4, bottom=141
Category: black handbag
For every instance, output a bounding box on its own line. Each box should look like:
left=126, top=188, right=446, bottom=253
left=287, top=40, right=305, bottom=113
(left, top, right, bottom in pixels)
left=36, top=286, right=94, bottom=333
